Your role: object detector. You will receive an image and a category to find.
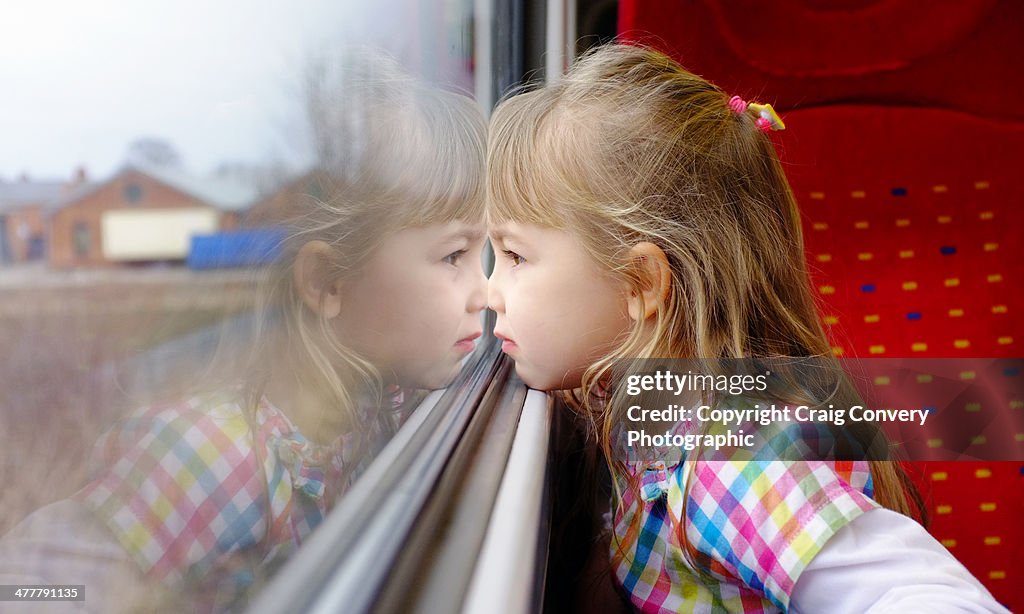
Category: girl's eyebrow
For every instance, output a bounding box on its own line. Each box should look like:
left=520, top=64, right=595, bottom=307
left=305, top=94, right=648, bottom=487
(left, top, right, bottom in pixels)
left=441, top=226, right=485, bottom=242
left=488, top=225, right=519, bottom=243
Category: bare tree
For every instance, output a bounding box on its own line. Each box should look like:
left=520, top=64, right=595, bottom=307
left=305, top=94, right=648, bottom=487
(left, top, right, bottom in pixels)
left=125, top=137, right=183, bottom=168
left=301, top=48, right=416, bottom=179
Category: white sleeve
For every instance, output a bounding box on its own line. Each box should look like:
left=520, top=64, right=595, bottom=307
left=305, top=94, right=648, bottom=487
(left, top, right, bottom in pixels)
left=0, top=499, right=163, bottom=613
left=790, top=507, right=1009, bottom=614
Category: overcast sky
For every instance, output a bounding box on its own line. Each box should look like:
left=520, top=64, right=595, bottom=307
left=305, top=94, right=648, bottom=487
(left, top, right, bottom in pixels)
left=0, top=0, right=470, bottom=182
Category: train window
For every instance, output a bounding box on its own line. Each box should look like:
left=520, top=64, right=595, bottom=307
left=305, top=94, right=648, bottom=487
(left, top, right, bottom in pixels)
left=254, top=1, right=574, bottom=611
left=0, top=1, right=521, bottom=612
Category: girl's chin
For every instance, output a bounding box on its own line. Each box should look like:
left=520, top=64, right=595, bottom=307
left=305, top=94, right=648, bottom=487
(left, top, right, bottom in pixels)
left=513, top=362, right=581, bottom=392
left=382, top=358, right=463, bottom=391
left=404, top=367, right=462, bottom=391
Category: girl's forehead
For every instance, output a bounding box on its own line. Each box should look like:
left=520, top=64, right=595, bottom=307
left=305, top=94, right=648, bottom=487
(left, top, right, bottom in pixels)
left=488, top=221, right=534, bottom=243
left=405, top=220, right=485, bottom=243
left=488, top=221, right=569, bottom=246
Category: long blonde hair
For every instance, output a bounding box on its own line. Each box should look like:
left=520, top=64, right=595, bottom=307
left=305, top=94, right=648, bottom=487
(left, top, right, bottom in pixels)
left=487, top=44, right=921, bottom=529
left=231, top=50, right=486, bottom=438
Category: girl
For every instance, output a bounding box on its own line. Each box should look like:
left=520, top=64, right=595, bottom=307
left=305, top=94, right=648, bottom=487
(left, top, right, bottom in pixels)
left=0, top=52, right=488, bottom=612
left=486, top=44, right=1007, bottom=613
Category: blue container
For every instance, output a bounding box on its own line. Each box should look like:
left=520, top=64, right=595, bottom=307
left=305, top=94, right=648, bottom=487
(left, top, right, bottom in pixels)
left=188, top=227, right=286, bottom=269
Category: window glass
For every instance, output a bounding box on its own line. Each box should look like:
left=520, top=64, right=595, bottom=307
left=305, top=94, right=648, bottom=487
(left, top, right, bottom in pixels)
left=72, top=221, right=90, bottom=256
left=0, top=1, right=483, bottom=610
left=123, top=183, right=143, bottom=204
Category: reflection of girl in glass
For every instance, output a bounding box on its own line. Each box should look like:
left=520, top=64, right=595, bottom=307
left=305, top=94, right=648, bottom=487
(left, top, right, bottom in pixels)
left=0, top=52, right=487, bottom=612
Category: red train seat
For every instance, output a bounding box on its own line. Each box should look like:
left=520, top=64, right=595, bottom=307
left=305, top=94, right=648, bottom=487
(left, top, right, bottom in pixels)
left=619, top=1, right=1023, bottom=609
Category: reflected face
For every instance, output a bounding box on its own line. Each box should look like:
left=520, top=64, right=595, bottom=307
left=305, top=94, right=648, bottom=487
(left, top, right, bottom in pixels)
left=488, top=222, right=631, bottom=390
left=336, top=221, right=487, bottom=389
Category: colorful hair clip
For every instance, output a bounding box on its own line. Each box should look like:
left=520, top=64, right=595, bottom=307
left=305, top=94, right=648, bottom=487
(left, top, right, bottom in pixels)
left=728, top=95, right=748, bottom=115
left=748, top=102, right=786, bottom=132
left=727, top=95, right=786, bottom=132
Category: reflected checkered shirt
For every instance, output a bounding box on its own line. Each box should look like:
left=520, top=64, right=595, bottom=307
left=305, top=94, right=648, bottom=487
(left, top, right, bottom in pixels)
left=74, top=388, right=403, bottom=611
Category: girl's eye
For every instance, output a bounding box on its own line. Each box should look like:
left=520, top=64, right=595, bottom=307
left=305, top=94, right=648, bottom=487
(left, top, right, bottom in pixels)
left=502, top=250, right=525, bottom=266
left=444, top=249, right=467, bottom=266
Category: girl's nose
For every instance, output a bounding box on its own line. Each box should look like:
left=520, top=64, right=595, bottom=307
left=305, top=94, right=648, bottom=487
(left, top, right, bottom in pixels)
left=487, top=269, right=505, bottom=314
left=467, top=264, right=487, bottom=313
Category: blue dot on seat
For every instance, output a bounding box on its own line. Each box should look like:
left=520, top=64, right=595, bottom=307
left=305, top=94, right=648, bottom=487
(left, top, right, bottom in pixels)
left=1004, top=368, right=1020, bottom=377
left=861, top=284, right=876, bottom=293
left=891, top=187, right=908, bottom=196
left=940, top=246, right=957, bottom=255
left=907, top=312, right=922, bottom=320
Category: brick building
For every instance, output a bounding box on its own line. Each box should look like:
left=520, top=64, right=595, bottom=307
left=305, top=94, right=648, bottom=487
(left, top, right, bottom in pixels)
left=0, top=171, right=86, bottom=264
left=243, top=170, right=329, bottom=227
left=48, top=164, right=257, bottom=268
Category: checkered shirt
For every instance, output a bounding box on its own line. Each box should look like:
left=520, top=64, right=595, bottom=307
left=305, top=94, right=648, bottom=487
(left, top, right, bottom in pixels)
left=610, top=400, right=878, bottom=612
left=74, top=387, right=404, bottom=611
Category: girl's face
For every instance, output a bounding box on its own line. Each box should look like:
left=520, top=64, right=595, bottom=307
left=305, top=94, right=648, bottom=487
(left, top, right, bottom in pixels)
left=336, top=221, right=488, bottom=389
left=488, top=222, right=632, bottom=390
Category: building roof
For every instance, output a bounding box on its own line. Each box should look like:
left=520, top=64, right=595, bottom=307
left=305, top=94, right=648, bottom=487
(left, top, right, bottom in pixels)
left=0, top=180, right=70, bottom=214
left=135, top=163, right=259, bottom=211
left=50, top=163, right=262, bottom=213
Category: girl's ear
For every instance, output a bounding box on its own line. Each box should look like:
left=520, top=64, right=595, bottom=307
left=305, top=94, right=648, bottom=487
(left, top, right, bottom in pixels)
left=626, top=241, right=671, bottom=321
left=294, top=240, right=343, bottom=319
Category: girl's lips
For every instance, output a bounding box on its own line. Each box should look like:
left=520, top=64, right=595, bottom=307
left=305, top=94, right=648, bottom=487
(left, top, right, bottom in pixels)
left=493, top=331, right=518, bottom=353
left=455, top=332, right=481, bottom=352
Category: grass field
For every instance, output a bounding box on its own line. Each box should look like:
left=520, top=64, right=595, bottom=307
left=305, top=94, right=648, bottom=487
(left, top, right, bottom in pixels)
left=0, top=266, right=261, bottom=534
